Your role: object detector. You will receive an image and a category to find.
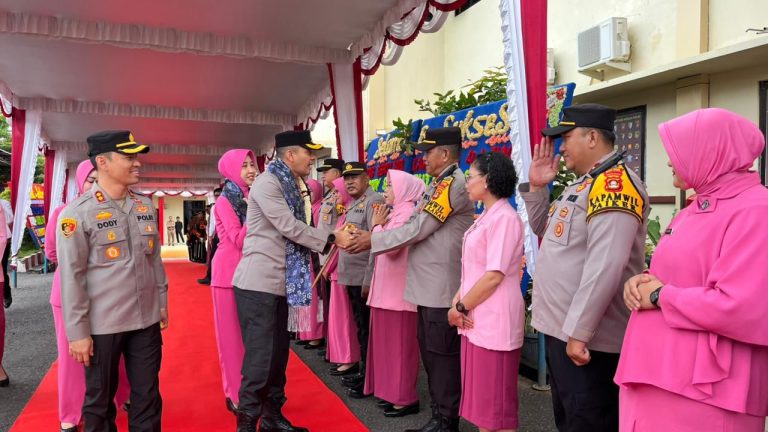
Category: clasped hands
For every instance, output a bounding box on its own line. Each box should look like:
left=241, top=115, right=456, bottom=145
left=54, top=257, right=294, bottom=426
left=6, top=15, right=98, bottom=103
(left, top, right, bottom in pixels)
left=623, top=273, right=664, bottom=311
left=332, top=205, right=390, bottom=253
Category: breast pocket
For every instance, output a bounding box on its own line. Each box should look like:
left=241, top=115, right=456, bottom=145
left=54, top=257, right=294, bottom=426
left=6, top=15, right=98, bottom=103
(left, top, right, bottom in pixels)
left=95, top=228, right=130, bottom=264
left=138, top=222, right=159, bottom=255
left=546, top=204, right=574, bottom=246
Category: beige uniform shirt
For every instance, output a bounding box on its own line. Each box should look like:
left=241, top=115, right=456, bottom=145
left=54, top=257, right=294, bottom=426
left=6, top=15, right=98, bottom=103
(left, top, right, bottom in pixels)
left=57, top=183, right=168, bottom=341
left=233, top=172, right=331, bottom=296
left=521, top=153, right=649, bottom=353
left=337, top=187, right=384, bottom=287
left=371, top=164, right=474, bottom=308
left=317, top=191, right=339, bottom=265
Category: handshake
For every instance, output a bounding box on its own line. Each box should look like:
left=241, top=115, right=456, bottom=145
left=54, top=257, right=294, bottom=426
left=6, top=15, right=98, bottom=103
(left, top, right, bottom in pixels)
left=332, top=223, right=372, bottom=254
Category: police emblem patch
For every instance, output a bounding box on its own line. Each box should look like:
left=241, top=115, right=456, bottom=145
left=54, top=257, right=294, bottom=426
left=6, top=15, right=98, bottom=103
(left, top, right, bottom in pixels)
left=107, top=230, right=117, bottom=241
left=559, top=207, right=569, bottom=218
left=148, top=239, right=154, bottom=252
left=554, top=222, right=565, bottom=238
left=60, top=218, right=77, bottom=238
left=587, top=165, right=644, bottom=223
left=136, top=205, right=149, bottom=213
left=423, top=177, right=454, bottom=223
left=96, top=211, right=113, bottom=220
left=548, top=205, right=556, bottom=217
left=105, top=246, right=121, bottom=260
left=145, top=224, right=154, bottom=233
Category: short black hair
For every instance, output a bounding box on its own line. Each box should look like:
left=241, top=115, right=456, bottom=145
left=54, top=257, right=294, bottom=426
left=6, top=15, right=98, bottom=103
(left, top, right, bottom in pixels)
left=472, top=152, right=518, bottom=199
left=213, top=188, right=223, bottom=194
left=584, top=127, right=616, bottom=146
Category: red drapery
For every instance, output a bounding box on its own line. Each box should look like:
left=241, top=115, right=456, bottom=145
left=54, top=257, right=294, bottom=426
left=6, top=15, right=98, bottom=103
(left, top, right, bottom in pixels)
left=158, top=197, right=165, bottom=245
left=352, top=58, right=365, bottom=161
left=522, top=0, right=547, bottom=152
left=10, top=108, right=25, bottom=213
left=43, top=148, right=54, bottom=219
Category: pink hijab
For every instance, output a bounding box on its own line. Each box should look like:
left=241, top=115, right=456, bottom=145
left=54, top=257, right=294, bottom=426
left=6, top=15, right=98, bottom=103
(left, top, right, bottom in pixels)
left=218, top=149, right=257, bottom=193
left=659, top=108, right=764, bottom=196
left=75, top=160, right=95, bottom=195
left=385, top=170, right=425, bottom=228
left=306, top=178, right=323, bottom=224
left=332, top=177, right=353, bottom=207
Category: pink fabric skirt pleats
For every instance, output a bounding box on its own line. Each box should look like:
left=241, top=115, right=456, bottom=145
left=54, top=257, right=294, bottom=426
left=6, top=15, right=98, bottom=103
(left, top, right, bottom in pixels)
left=326, top=281, right=360, bottom=364
left=211, top=286, right=245, bottom=404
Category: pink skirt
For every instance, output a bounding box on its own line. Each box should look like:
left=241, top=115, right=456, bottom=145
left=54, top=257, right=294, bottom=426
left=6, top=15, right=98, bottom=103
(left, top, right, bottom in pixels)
left=298, top=269, right=324, bottom=341
left=327, top=280, right=360, bottom=364
left=459, top=337, right=520, bottom=430
left=620, top=384, right=765, bottom=432
left=364, top=308, right=419, bottom=406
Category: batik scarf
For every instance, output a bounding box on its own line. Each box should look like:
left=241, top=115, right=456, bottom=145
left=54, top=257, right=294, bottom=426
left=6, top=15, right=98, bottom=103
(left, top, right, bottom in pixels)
left=268, top=157, right=313, bottom=331
left=222, top=180, right=247, bottom=225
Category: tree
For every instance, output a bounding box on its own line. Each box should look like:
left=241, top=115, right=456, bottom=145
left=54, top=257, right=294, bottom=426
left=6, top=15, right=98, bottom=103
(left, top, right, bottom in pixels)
left=0, top=115, right=45, bottom=185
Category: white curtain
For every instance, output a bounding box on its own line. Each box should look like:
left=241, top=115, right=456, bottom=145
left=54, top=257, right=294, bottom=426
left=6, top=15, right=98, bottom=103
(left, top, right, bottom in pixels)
left=11, top=109, right=42, bottom=257
left=500, top=0, right=539, bottom=275
left=49, top=150, right=68, bottom=215
left=330, top=63, right=362, bottom=161
left=65, top=163, right=78, bottom=203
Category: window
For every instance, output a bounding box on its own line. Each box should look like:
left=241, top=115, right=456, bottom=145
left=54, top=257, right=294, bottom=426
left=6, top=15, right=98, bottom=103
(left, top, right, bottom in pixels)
left=614, top=106, right=647, bottom=180
left=760, top=81, right=768, bottom=185
left=455, top=0, right=482, bottom=16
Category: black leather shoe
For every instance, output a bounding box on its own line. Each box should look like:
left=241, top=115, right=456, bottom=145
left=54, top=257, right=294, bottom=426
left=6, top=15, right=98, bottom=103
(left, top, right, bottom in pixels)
left=60, top=426, right=78, bottom=432
left=226, top=397, right=238, bottom=414
left=440, top=416, right=460, bottom=432
left=197, top=278, right=210, bottom=285
left=258, top=414, right=308, bottom=432
left=329, top=363, right=358, bottom=376
left=341, top=374, right=364, bottom=388
left=0, top=372, right=9, bottom=388
left=405, top=416, right=440, bottom=432
left=316, top=349, right=327, bottom=357
left=376, top=399, right=393, bottom=409
left=303, top=340, right=324, bottom=350
left=122, top=401, right=131, bottom=412
left=384, top=401, right=420, bottom=418
left=346, top=384, right=369, bottom=399
left=236, top=411, right=259, bottom=432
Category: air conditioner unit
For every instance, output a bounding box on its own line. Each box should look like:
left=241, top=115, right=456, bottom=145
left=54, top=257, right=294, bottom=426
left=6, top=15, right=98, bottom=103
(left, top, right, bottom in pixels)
left=577, top=17, right=631, bottom=80
left=547, top=48, right=556, bottom=85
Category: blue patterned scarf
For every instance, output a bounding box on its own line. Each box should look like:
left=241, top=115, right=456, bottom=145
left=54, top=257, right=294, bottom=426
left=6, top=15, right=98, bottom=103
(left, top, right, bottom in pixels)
left=268, top=157, right=313, bottom=331
left=222, top=180, right=247, bottom=225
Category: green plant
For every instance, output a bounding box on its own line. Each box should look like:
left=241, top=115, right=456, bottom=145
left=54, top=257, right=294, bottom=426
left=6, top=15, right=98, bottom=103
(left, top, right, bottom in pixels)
left=551, top=159, right=577, bottom=201
left=414, top=67, right=508, bottom=116
left=391, top=117, right=416, bottom=154
left=644, top=216, right=662, bottom=267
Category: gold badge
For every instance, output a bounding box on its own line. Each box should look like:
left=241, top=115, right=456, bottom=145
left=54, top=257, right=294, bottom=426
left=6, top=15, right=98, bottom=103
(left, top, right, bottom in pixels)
left=576, top=183, right=589, bottom=193
left=107, top=230, right=117, bottom=241
left=105, top=246, right=121, bottom=260
left=148, top=239, right=154, bottom=252
left=145, top=224, right=154, bottom=233
left=60, top=218, right=77, bottom=238
left=547, top=205, right=556, bottom=217
left=95, top=191, right=106, bottom=203
left=96, top=211, right=113, bottom=220
left=559, top=207, right=569, bottom=218
left=136, top=205, right=149, bottom=213
left=554, top=222, right=565, bottom=238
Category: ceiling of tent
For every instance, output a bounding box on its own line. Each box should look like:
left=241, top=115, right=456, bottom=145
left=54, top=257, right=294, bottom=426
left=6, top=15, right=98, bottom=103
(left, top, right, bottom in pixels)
left=0, top=0, right=406, bottom=192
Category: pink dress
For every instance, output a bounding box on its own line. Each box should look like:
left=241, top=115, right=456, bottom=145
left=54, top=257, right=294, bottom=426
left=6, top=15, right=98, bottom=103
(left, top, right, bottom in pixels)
left=299, top=181, right=325, bottom=341
left=46, top=205, right=130, bottom=425
left=458, top=200, right=525, bottom=431
left=0, top=208, right=6, bottom=371
left=615, top=108, right=768, bottom=431
left=326, top=213, right=360, bottom=364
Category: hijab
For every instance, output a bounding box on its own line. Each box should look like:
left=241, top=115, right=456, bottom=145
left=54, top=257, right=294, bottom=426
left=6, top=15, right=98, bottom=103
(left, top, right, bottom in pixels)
left=217, top=149, right=256, bottom=224
left=385, top=170, right=425, bottom=228
left=75, top=160, right=95, bottom=195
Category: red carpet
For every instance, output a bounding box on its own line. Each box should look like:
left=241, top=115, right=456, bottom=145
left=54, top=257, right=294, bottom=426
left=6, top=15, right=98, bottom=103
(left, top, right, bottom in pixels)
left=11, top=261, right=367, bottom=431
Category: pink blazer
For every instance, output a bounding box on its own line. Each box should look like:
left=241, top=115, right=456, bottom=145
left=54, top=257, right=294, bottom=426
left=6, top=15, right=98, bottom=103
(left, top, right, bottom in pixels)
left=45, top=205, right=66, bottom=306
left=211, top=197, right=247, bottom=288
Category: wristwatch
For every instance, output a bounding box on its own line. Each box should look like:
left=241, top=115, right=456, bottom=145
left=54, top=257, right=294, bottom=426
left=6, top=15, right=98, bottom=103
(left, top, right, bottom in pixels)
left=326, top=233, right=336, bottom=247
left=455, top=301, right=469, bottom=315
left=649, top=286, right=663, bottom=308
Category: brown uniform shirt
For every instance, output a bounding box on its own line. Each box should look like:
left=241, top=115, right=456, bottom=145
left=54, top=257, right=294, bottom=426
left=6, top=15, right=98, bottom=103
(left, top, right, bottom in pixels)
left=521, top=152, right=649, bottom=353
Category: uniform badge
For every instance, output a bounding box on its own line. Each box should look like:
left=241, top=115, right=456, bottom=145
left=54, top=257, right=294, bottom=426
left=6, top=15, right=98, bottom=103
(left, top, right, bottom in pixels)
left=107, top=230, right=117, bottom=242
left=547, top=205, right=556, bottom=217
left=554, top=222, right=565, bottom=238
left=95, top=191, right=106, bottom=203
left=575, top=182, right=589, bottom=193
left=105, top=246, right=121, bottom=260
left=587, top=165, right=644, bottom=223
left=96, top=211, right=113, bottom=220
left=566, top=195, right=579, bottom=202
left=60, top=218, right=77, bottom=238
left=423, top=177, right=455, bottom=223
left=145, top=224, right=154, bottom=233
left=603, top=168, right=624, bottom=192
left=559, top=207, right=569, bottom=218
left=358, top=203, right=365, bottom=209
left=148, top=239, right=154, bottom=252
left=136, top=205, right=149, bottom=213
left=323, top=214, right=330, bottom=223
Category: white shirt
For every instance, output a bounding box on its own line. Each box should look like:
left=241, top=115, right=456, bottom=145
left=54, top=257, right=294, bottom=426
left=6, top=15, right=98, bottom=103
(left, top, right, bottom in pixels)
left=207, top=203, right=217, bottom=237
left=1, top=199, right=12, bottom=237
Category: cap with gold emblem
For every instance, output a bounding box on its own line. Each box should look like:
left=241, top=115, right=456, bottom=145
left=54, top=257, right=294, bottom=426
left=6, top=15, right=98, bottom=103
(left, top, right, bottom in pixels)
left=541, top=103, right=617, bottom=138
left=317, top=158, right=345, bottom=172
left=341, top=161, right=367, bottom=177
left=87, top=130, right=149, bottom=157
left=413, top=127, right=463, bottom=152
left=275, top=130, right=324, bottom=151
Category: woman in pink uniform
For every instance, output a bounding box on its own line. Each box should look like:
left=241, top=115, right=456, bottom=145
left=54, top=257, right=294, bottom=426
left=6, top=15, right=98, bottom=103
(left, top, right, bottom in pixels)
left=0, top=201, right=7, bottom=389
left=298, top=179, right=325, bottom=347
left=45, top=160, right=130, bottom=432
left=211, top=149, right=258, bottom=414
left=363, top=170, right=424, bottom=417
left=448, top=152, right=524, bottom=432
left=617, top=108, right=768, bottom=431
left=326, top=176, right=360, bottom=373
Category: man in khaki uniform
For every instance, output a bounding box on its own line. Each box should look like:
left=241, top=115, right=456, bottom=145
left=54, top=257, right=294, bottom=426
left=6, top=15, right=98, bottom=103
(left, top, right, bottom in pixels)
left=347, top=127, right=474, bottom=432
left=232, top=130, right=353, bottom=432
left=521, top=104, right=648, bottom=432
left=58, top=130, right=168, bottom=432
left=334, top=162, right=385, bottom=397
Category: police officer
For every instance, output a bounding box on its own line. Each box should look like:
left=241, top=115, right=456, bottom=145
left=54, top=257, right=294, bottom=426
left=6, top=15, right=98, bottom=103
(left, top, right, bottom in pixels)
left=58, top=130, right=168, bottom=432
left=333, top=162, right=384, bottom=397
left=347, top=127, right=474, bottom=432
left=317, top=158, right=345, bottom=197
left=520, top=104, right=649, bottom=432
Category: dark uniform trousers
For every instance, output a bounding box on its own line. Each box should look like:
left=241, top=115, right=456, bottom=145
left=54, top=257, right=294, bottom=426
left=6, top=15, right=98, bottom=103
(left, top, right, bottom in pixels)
left=346, top=285, right=370, bottom=369
left=544, top=335, right=620, bottom=432
left=416, top=306, right=461, bottom=419
left=234, top=288, right=290, bottom=419
left=85, top=324, right=163, bottom=432
left=203, top=234, right=219, bottom=280
left=321, top=279, right=331, bottom=341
